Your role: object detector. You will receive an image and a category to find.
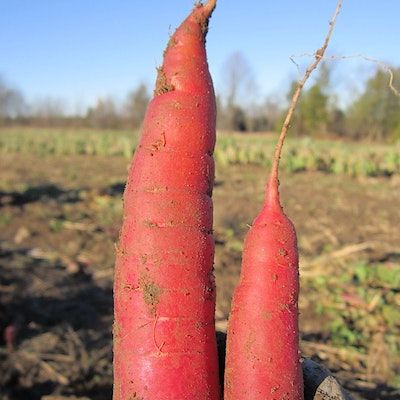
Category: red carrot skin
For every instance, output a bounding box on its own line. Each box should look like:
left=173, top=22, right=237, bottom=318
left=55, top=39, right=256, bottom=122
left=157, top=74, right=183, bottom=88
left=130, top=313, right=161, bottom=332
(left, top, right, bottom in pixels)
left=113, top=1, right=220, bottom=399
left=224, top=167, right=303, bottom=400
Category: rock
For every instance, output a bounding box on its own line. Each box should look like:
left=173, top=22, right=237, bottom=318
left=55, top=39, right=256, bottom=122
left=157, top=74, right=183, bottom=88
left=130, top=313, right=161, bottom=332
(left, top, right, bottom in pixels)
left=14, top=227, right=30, bottom=244
left=303, top=358, right=353, bottom=400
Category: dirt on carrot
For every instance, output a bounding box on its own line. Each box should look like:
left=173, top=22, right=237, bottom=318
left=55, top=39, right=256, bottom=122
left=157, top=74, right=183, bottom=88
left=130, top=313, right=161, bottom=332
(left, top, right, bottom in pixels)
left=155, top=67, right=174, bottom=96
left=140, top=277, right=163, bottom=312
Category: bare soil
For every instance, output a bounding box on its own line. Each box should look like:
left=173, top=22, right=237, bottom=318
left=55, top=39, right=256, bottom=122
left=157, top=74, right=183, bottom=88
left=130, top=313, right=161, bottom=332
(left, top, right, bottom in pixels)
left=0, top=154, right=399, bottom=400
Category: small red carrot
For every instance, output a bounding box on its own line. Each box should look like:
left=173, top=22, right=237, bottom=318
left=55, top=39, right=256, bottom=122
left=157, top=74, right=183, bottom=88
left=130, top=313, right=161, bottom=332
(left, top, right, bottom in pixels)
left=224, top=2, right=343, bottom=399
left=224, top=143, right=304, bottom=400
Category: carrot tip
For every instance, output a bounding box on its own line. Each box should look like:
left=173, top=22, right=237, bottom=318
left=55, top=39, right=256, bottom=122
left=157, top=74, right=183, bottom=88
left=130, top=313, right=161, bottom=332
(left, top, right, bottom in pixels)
left=202, top=0, right=217, bottom=18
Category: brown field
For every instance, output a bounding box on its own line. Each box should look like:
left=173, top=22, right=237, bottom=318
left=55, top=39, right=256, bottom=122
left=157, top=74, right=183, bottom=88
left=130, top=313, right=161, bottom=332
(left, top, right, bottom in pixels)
left=1, top=149, right=399, bottom=399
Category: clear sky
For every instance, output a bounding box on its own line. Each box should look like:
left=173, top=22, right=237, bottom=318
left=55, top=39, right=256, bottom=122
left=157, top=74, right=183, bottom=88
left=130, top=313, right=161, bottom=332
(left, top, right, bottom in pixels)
left=1, top=0, right=399, bottom=112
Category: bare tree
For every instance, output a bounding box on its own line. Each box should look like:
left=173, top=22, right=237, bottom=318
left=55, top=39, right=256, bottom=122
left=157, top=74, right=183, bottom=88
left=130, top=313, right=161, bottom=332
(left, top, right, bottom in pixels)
left=124, top=83, right=150, bottom=128
left=219, top=52, right=258, bottom=131
left=31, top=97, right=66, bottom=121
left=0, top=76, right=26, bottom=123
left=86, top=97, right=121, bottom=129
left=222, top=52, right=257, bottom=108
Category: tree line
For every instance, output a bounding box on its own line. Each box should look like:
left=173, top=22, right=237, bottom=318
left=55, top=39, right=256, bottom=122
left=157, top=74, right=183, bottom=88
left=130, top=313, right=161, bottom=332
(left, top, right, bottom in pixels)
left=1, top=55, right=399, bottom=142
left=215, top=55, right=400, bottom=142
left=0, top=78, right=150, bottom=130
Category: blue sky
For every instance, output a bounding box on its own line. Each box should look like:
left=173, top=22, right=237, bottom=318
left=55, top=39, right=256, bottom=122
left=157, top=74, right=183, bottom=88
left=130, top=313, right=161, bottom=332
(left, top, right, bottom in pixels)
left=1, top=0, right=399, bottom=112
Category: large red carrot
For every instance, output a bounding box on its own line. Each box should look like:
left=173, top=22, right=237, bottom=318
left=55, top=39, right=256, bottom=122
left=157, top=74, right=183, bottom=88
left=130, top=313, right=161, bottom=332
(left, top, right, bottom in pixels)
left=113, top=1, right=220, bottom=399
left=224, top=2, right=343, bottom=399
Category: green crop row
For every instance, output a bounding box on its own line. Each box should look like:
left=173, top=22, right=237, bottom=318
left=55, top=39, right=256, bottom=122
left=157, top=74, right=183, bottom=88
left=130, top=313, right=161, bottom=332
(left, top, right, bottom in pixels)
left=1, top=128, right=399, bottom=177
left=0, top=128, right=136, bottom=158
left=216, top=136, right=400, bottom=177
